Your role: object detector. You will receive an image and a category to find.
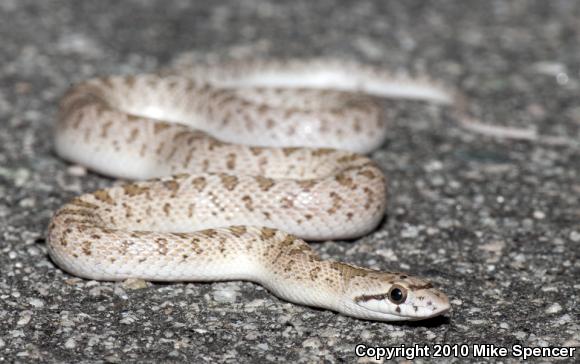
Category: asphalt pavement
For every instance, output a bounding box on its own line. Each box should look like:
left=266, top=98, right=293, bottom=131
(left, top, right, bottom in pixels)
left=0, top=1, right=579, bottom=362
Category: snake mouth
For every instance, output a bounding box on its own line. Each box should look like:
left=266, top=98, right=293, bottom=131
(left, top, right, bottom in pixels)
left=352, top=303, right=450, bottom=322
left=384, top=301, right=450, bottom=322
left=410, top=301, right=451, bottom=320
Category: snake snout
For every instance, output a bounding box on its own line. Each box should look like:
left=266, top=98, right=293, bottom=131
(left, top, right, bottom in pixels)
left=403, top=287, right=451, bottom=320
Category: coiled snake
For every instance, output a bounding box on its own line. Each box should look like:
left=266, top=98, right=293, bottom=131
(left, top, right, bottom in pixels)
left=47, top=59, right=452, bottom=321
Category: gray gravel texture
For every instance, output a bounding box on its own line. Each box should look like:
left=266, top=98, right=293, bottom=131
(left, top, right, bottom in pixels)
left=1, top=0, right=579, bottom=363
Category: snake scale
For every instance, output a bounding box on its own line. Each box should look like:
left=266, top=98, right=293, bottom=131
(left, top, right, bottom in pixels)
left=47, top=59, right=452, bottom=321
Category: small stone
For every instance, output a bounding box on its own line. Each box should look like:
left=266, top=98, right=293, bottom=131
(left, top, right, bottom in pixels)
left=17, top=311, right=32, bottom=326
left=119, top=312, right=138, bottom=325
left=426, top=227, right=439, bottom=236
left=424, top=160, right=443, bottom=172
left=356, top=357, right=383, bottom=364
left=64, top=338, right=76, bottom=349
left=28, top=298, right=45, bottom=308
left=359, top=330, right=373, bottom=340
left=555, top=314, right=572, bottom=326
left=545, top=303, right=562, bottom=314
left=569, top=231, right=580, bottom=243
left=302, top=338, right=322, bottom=349
left=64, top=278, right=83, bottom=285
left=113, top=286, right=128, bottom=300
left=256, top=343, right=269, bottom=351
left=556, top=72, right=569, bottom=85
left=390, top=330, right=406, bottom=338
left=121, top=278, right=149, bottom=290
left=437, top=219, right=455, bottom=229
left=400, top=224, right=419, bottom=238
left=533, top=61, right=567, bottom=76
left=212, top=283, right=240, bottom=303
left=88, top=287, right=103, bottom=296
left=532, top=210, right=545, bottom=219
left=276, top=315, right=292, bottom=325
left=67, top=165, right=87, bottom=176
left=469, top=319, right=486, bottom=325
left=449, top=180, right=461, bottom=189
left=430, top=175, right=445, bottom=186
left=19, top=198, right=35, bottom=207
left=87, top=335, right=100, bottom=347
left=478, top=240, right=505, bottom=254
left=522, top=218, right=534, bottom=228
left=104, top=355, right=122, bottom=363
left=245, top=332, right=259, bottom=340
left=375, top=248, right=397, bottom=261
left=563, top=339, right=580, bottom=347
left=11, top=330, right=25, bottom=338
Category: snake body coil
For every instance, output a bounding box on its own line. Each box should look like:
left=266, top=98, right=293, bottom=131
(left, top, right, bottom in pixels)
left=48, top=59, right=451, bottom=321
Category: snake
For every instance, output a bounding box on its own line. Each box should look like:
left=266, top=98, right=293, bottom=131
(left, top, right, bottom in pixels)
left=47, top=59, right=453, bottom=321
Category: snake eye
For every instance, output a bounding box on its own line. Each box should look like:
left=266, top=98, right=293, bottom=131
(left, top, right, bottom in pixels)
left=388, top=285, right=407, bottom=304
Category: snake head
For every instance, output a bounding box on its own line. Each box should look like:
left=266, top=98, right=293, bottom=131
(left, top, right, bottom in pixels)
left=343, top=272, right=450, bottom=321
